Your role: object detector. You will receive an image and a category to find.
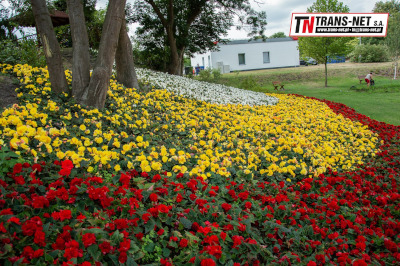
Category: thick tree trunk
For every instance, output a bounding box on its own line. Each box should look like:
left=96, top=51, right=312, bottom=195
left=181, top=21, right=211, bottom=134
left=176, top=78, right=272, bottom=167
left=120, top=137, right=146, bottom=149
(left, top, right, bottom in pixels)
left=167, top=31, right=181, bottom=75
left=66, top=0, right=91, bottom=102
left=30, top=0, right=68, bottom=93
left=115, top=19, right=139, bottom=89
left=80, top=0, right=127, bottom=109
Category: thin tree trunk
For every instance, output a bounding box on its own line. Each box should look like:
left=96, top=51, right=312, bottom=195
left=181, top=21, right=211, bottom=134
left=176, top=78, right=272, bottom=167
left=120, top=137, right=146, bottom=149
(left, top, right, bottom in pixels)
left=66, top=0, right=91, bottom=102
left=31, top=0, right=68, bottom=93
left=324, top=60, right=328, bottom=87
left=115, top=19, right=139, bottom=89
left=81, top=0, right=127, bottom=109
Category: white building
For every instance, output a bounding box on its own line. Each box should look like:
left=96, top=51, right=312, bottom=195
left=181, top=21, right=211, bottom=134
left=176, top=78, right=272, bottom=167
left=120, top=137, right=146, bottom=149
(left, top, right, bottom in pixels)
left=191, top=37, right=300, bottom=73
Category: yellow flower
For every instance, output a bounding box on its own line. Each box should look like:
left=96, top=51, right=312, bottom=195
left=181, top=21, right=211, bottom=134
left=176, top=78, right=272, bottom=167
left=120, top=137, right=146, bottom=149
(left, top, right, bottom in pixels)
left=114, top=164, right=121, bottom=172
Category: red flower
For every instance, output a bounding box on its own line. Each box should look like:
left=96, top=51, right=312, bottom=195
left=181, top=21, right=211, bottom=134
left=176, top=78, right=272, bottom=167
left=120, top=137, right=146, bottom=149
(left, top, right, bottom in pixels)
left=315, top=254, right=325, bottom=264
left=119, top=251, right=127, bottom=263
left=0, top=208, right=13, bottom=215
left=307, top=262, right=317, bottom=266
left=82, top=233, right=96, bottom=248
left=244, top=201, right=252, bottom=209
left=31, top=195, right=49, bottom=209
left=238, top=191, right=249, bottom=201
left=208, top=190, right=217, bottom=197
left=52, top=210, right=72, bottom=221
left=34, top=230, right=46, bottom=247
left=158, top=204, right=170, bottom=213
left=13, top=163, right=23, bottom=174
left=64, top=240, right=83, bottom=260
left=232, top=235, right=243, bottom=249
left=157, top=228, right=165, bottom=236
left=150, top=193, right=158, bottom=202
left=179, top=239, right=188, bottom=248
left=77, top=214, right=86, bottom=222
left=353, top=259, right=368, bottom=266
left=221, top=203, right=232, bottom=212
left=0, top=222, right=6, bottom=233
left=7, top=216, right=20, bottom=225
left=135, top=233, right=144, bottom=240
left=119, top=173, right=131, bottom=186
left=176, top=193, right=183, bottom=203
left=220, top=231, right=227, bottom=241
left=384, top=238, right=398, bottom=252
left=22, top=216, right=42, bottom=236
left=328, top=232, right=339, bottom=240
left=99, top=241, right=112, bottom=254
left=59, top=160, right=74, bottom=176
left=201, top=258, right=216, bottom=266
left=119, top=239, right=131, bottom=252
left=160, top=258, right=173, bottom=266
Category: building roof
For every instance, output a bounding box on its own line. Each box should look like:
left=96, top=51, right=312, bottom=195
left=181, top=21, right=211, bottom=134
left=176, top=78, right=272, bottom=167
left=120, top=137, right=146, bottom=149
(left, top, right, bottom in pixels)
left=11, top=10, right=69, bottom=28
left=221, top=37, right=297, bottom=46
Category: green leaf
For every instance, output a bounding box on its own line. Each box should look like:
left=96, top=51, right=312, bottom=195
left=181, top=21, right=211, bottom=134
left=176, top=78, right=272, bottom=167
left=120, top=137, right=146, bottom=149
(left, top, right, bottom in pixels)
left=45, top=253, right=53, bottom=263
left=180, top=217, right=192, bottom=229
left=162, top=247, right=171, bottom=257
left=85, top=228, right=107, bottom=235
left=88, top=244, right=100, bottom=260
left=126, top=256, right=137, bottom=266
left=145, top=219, right=156, bottom=233
left=144, top=242, right=155, bottom=253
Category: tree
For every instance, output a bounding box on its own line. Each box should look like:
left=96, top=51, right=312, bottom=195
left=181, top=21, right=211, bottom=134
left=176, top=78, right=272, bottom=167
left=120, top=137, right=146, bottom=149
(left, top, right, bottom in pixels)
left=31, top=0, right=139, bottom=109
left=0, top=0, right=32, bottom=41
left=31, top=0, right=68, bottom=93
left=52, top=0, right=105, bottom=49
left=361, top=0, right=400, bottom=46
left=386, top=13, right=400, bottom=79
left=298, top=0, right=354, bottom=87
left=373, top=0, right=400, bottom=15
left=269, top=32, right=287, bottom=38
left=130, top=0, right=267, bottom=75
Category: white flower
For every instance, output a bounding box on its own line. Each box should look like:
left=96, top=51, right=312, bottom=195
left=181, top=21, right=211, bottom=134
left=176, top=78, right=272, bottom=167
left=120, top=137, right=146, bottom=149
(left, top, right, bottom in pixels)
left=136, top=68, right=278, bottom=106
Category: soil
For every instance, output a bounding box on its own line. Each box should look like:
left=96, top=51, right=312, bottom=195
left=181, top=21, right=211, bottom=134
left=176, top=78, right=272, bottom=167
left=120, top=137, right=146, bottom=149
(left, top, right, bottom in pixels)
left=0, top=75, right=19, bottom=110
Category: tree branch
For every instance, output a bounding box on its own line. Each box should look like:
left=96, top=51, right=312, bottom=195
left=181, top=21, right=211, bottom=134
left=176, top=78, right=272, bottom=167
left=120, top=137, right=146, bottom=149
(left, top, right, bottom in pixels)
left=187, top=0, right=209, bottom=25
left=145, top=0, right=168, bottom=29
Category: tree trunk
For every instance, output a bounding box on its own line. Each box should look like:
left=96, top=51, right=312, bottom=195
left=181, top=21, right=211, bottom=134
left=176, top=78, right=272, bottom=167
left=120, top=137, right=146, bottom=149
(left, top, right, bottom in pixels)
left=80, top=0, right=127, bottom=109
left=115, top=19, right=139, bottom=90
left=66, top=0, right=91, bottom=102
left=324, top=59, right=328, bottom=87
left=31, top=0, right=68, bottom=93
left=177, top=48, right=185, bottom=76
left=167, top=31, right=181, bottom=75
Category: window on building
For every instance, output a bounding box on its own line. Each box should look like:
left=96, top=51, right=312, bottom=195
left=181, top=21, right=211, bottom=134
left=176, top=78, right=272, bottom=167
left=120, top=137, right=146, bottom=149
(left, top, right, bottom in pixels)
left=263, top=52, right=270, bottom=63
left=202, top=57, right=205, bottom=66
left=238, top=53, right=245, bottom=65
left=208, top=55, right=211, bottom=68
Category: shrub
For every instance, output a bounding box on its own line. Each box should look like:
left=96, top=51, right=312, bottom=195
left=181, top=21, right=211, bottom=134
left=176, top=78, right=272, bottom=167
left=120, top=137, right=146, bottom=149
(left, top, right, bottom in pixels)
left=198, top=68, right=222, bottom=82
left=0, top=39, right=46, bottom=67
left=239, top=76, right=261, bottom=91
left=349, top=44, right=389, bottom=63
left=198, top=68, right=213, bottom=81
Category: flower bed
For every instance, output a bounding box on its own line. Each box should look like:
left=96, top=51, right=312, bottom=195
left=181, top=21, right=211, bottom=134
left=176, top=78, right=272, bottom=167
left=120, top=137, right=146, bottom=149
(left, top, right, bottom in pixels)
left=0, top=63, right=399, bottom=265
left=136, top=68, right=278, bottom=106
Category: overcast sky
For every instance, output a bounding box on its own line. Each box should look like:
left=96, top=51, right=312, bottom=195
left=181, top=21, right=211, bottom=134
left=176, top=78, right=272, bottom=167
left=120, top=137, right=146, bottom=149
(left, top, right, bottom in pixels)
left=226, top=0, right=379, bottom=39
left=96, top=0, right=380, bottom=40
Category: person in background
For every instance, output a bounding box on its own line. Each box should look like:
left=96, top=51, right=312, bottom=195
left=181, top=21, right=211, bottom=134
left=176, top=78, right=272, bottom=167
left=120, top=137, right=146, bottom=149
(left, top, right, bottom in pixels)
left=365, top=72, right=374, bottom=87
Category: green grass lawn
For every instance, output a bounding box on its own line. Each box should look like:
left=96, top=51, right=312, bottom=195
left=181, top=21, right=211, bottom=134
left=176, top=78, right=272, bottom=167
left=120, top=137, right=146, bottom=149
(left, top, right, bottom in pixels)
left=216, top=62, right=400, bottom=126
